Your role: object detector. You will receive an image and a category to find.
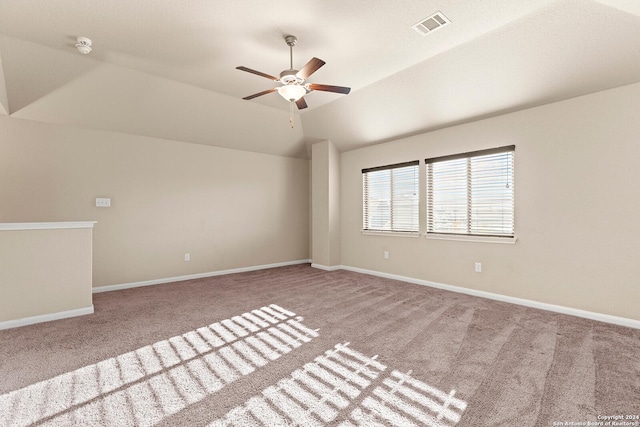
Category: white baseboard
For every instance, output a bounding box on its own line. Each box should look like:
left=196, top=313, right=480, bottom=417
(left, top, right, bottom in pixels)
left=93, top=259, right=312, bottom=294
left=0, top=305, right=94, bottom=330
left=310, top=263, right=342, bottom=271
left=338, top=265, right=640, bottom=330
left=90, top=259, right=639, bottom=329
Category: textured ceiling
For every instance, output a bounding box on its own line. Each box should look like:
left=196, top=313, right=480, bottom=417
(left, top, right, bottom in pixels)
left=0, top=0, right=639, bottom=158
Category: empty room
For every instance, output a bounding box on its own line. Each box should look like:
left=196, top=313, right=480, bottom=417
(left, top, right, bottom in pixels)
left=1, top=1, right=639, bottom=426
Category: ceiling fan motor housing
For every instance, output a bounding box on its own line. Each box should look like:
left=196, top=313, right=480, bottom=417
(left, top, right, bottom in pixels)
left=279, top=69, right=303, bottom=85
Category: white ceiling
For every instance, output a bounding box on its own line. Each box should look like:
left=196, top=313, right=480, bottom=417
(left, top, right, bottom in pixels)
left=0, top=0, right=639, bottom=158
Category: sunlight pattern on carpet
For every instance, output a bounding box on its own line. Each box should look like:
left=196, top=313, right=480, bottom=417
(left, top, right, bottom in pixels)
left=0, top=304, right=318, bottom=427
left=208, top=342, right=467, bottom=427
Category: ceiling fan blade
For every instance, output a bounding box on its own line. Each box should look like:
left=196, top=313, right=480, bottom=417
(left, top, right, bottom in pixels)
left=307, top=83, right=351, bottom=94
left=295, top=97, right=308, bottom=110
left=236, top=66, right=279, bottom=81
left=242, top=88, right=277, bottom=100
left=296, top=58, right=326, bottom=79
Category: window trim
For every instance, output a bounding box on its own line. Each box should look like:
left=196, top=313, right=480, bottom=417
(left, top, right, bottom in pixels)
left=362, top=230, right=421, bottom=237
left=424, top=233, right=517, bottom=244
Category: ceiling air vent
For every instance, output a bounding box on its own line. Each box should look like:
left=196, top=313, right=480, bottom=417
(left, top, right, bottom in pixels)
left=412, top=11, right=450, bottom=36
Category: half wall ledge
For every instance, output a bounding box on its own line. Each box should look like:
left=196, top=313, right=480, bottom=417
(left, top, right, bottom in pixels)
left=0, top=221, right=96, bottom=330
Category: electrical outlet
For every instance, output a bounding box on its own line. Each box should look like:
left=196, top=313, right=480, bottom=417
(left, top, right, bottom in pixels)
left=384, top=251, right=389, bottom=259
left=96, top=197, right=111, bottom=207
left=475, top=262, right=482, bottom=273
left=184, top=253, right=190, bottom=262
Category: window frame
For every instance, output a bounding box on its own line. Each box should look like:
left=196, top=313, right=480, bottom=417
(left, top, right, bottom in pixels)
left=362, top=160, right=420, bottom=234
left=425, top=145, right=515, bottom=239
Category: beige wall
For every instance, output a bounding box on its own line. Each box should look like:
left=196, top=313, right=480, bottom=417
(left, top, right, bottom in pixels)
left=311, top=140, right=340, bottom=267
left=0, top=51, right=7, bottom=116
left=311, top=142, right=329, bottom=265
left=328, top=141, right=341, bottom=266
left=0, top=227, right=93, bottom=322
left=0, top=116, right=309, bottom=287
left=340, top=82, right=640, bottom=321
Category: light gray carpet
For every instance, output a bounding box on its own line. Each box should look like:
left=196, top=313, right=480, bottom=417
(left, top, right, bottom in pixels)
left=1, top=264, right=639, bottom=426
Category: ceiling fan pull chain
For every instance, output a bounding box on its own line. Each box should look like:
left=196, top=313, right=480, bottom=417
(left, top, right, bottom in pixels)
left=289, top=101, right=295, bottom=128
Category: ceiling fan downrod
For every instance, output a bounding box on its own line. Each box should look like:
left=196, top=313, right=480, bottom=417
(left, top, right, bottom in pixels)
left=285, top=35, right=297, bottom=70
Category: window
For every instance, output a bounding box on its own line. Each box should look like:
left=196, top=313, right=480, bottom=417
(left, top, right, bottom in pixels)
left=426, top=146, right=514, bottom=237
left=363, top=161, right=419, bottom=233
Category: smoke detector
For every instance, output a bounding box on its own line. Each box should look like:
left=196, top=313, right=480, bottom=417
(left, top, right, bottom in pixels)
left=75, top=37, right=92, bottom=54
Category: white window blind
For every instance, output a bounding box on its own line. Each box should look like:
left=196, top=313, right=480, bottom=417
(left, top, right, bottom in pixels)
left=363, top=161, right=419, bottom=232
left=426, top=146, right=514, bottom=237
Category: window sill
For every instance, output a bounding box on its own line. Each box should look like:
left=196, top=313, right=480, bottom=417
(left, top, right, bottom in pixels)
left=424, top=233, right=518, bottom=244
left=362, top=230, right=421, bottom=238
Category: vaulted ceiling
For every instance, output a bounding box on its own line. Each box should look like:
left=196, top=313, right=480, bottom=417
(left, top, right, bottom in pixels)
left=1, top=0, right=639, bottom=158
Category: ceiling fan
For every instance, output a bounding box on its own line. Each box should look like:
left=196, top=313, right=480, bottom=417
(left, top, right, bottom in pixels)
left=236, top=35, right=351, bottom=125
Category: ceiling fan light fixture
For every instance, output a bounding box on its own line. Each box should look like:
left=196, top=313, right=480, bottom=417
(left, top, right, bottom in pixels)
left=277, top=84, right=306, bottom=102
